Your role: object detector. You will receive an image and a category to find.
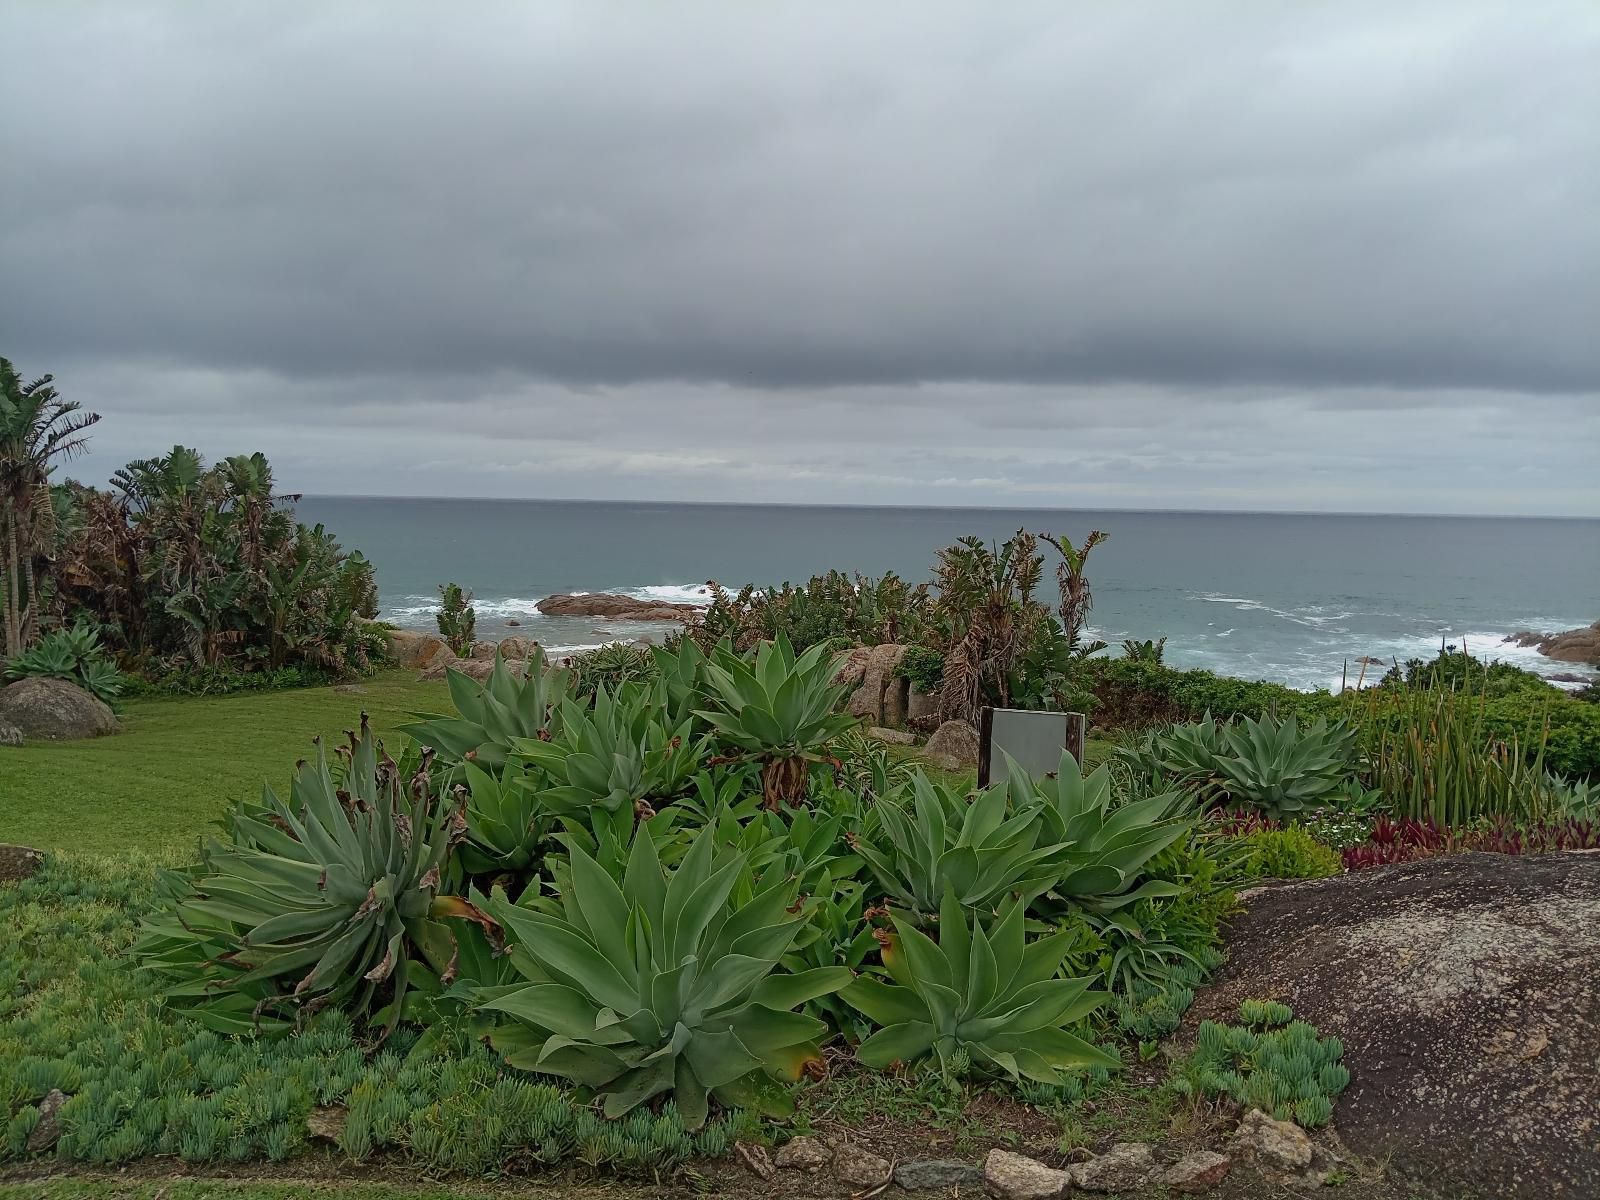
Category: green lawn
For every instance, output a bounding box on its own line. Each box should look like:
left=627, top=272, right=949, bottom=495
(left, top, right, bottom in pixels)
left=0, top=672, right=452, bottom=860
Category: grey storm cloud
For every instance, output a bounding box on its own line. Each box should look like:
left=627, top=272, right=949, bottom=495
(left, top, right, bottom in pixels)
left=1, top=1, right=1597, bottom=514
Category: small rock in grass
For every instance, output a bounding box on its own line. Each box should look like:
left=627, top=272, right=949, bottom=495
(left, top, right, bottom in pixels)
left=0, top=843, right=45, bottom=883
left=1070, top=1141, right=1155, bottom=1192
left=1232, top=1108, right=1313, bottom=1170
left=896, top=1159, right=985, bottom=1190
left=775, top=1134, right=833, bottom=1172
left=306, top=1104, right=348, bottom=1143
left=735, top=1141, right=777, bottom=1180
left=1161, top=1150, right=1233, bottom=1193
left=27, top=1090, right=69, bottom=1153
left=983, top=1149, right=1072, bottom=1200
left=832, top=1141, right=893, bottom=1187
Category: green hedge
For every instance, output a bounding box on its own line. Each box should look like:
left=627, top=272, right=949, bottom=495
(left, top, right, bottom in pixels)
left=1085, top=659, right=1600, bottom=779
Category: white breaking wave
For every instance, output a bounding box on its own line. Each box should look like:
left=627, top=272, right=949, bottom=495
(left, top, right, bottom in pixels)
left=381, top=582, right=711, bottom=626
left=1195, top=593, right=1354, bottom=629
left=622, top=583, right=713, bottom=605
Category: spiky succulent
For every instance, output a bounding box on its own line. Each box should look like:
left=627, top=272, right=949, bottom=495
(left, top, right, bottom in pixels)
left=1217, top=714, right=1357, bottom=820
left=842, top=891, right=1118, bottom=1084
left=855, top=771, right=1060, bottom=921
left=137, top=717, right=482, bottom=1036
left=400, top=650, right=571, bottom=781
left=695, top=633, right=858, bottom=808
left=1003, top=750, right=1192, bottom=916
left=480, top=823, right=849, bottom=1128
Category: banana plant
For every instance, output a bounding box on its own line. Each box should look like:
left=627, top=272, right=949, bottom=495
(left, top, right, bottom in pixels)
left=480, top=823, right=850, bottom=1128
left=695, top=633, right=858, bottom=808
left=136, top=717, right=488, bottom=1037
left=855, top=771, right=1062, bottom=922
left=842, top=890, right=1119, bottom=1084
left=1003, top=751, right=1193, bottom=917
left=400, top=649, right=572, bottom=782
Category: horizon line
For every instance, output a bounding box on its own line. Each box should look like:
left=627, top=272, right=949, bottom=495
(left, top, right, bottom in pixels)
left=286, top=492, right=1599, bottom=522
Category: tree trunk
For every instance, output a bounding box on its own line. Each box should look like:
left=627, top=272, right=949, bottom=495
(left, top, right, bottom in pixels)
left=2, top=508, right=20, bottom=658
left=21, top=553, right=37, bottom=645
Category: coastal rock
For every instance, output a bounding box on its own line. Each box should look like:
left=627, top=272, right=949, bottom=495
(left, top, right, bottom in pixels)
left=1230, top=1110, right=1311, bottom=1172
left=0, top=844, right=45, bottom=884
left=830, top=1141, right=892, bottom=1187
left=774, top=1134, right=832, bottom=1172
left=419, top=657, right=524, bottom=683
left=832, top=646, right=871, bottom=689
left=1188, top=853, right=1600, bottom=1198
left=469, top=640, right=500, bottom=660
left=924, top=719, right=980, bottom=769
left=0, top=677, right=118, bottom=741
left=1504, top=620, right=1600, bottom=666
left=1161, top=1151, right=1232, bottom=1193
left=498, top=636, right=534, bottom=659
left=536, top=592, right=701, bottom=622
left=867, top=726, right=917, bottom=745
left=505, top=619, right=521, bottom=627
left=896, top=1159, right=985, bottom=1191
left=847, top=644, right=909, bottom=725
left=26, top=1089, right=68, bottom=1153
left=1070, top=1142, right=1154, bottom=1191
left=983, top=1149, right=1071, bottom=1200
left=387, top=629, right=455, bottom=670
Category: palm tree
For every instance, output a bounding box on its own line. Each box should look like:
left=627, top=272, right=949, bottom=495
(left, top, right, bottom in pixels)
left=0, top=358, right=100, bottom=656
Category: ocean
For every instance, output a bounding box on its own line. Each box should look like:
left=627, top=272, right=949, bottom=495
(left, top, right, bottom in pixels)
left=295, top=497, right=1600, bottom=693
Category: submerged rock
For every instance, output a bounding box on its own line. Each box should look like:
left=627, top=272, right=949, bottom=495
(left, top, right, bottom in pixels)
left=0, top=677, right=118, bottom=741
left=1504, top=619, right=1600, bottom=666
left=1191, top=853, right=1600, bottom=1199
left=536, top=592, right=701, bottom=621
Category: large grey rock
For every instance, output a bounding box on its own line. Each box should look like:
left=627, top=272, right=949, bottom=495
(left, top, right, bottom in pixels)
left=419, top=657, right=529, bottom=683
left=1505, top=619, right=1600, bottom=666
left=897, top=1159, right=985, bottom=1191
left=866, top=726, right=916, bottom=746
left=498, top=635, right=535, bottom=660
left=983, top=1149, right=1071, bottom=1200
left=468, top=639, right=500, bottom=660
left=847, top=644, right=910, bottom=725
left=1069, top=1142, right=1154, bottom=1191
left=0, top=677, right=117, bottom=741
left=924, top=718, right=980, bottom=768
left=1192, top=854, right=1600, bottom=1199
left=0, top=724, right=21, bottom=747
left=537, top=592, right=701, bottom=621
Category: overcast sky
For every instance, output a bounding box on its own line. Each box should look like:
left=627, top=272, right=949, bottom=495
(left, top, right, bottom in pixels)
left=3, top=2, right=1597, bottom=516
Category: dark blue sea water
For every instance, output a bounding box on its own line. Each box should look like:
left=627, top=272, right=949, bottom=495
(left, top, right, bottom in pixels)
left=295, top=497, right=1600, bottom=692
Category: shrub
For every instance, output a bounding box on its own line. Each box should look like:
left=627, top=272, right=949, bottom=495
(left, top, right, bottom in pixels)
left=899, top=644, right=945, bottom=692
left=3, top=621, right=125, bottom=703
left=843, top=892, right=1118, bottom=1084
left=435, top=582, right=476, bottom=656
left=1235, top=826, right=1343, bottom=879
left=119, top=661, right=335, bottom=698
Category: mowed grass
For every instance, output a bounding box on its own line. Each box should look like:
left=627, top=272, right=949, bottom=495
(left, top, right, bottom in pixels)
left=0, top=672, right=452, bottom=860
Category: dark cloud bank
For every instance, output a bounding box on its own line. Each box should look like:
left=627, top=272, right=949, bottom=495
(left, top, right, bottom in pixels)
left=2, top=1, right=1596, bottom=514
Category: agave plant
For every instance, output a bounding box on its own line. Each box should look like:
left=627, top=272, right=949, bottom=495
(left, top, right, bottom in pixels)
left=1217, top=714, right=1357, bottom=821
left=136, top=717, right=482, bottom=1036
left=842, top=891, right=1118, bottom=1083
left=400, top=649, right=572, bottom=781
left=1004, top=751, right=1192, bottom=917
left=514, top=681, right=705, bottom=848
left=480, top=824, right=850, bottom=1128
left=855, top=771, right=1060, bottom=922
left=458, top=761, right=548, bottom=878
left=695, top=633, right=858, bottom=808
left=1116, top=714, right=1230, bottom=806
